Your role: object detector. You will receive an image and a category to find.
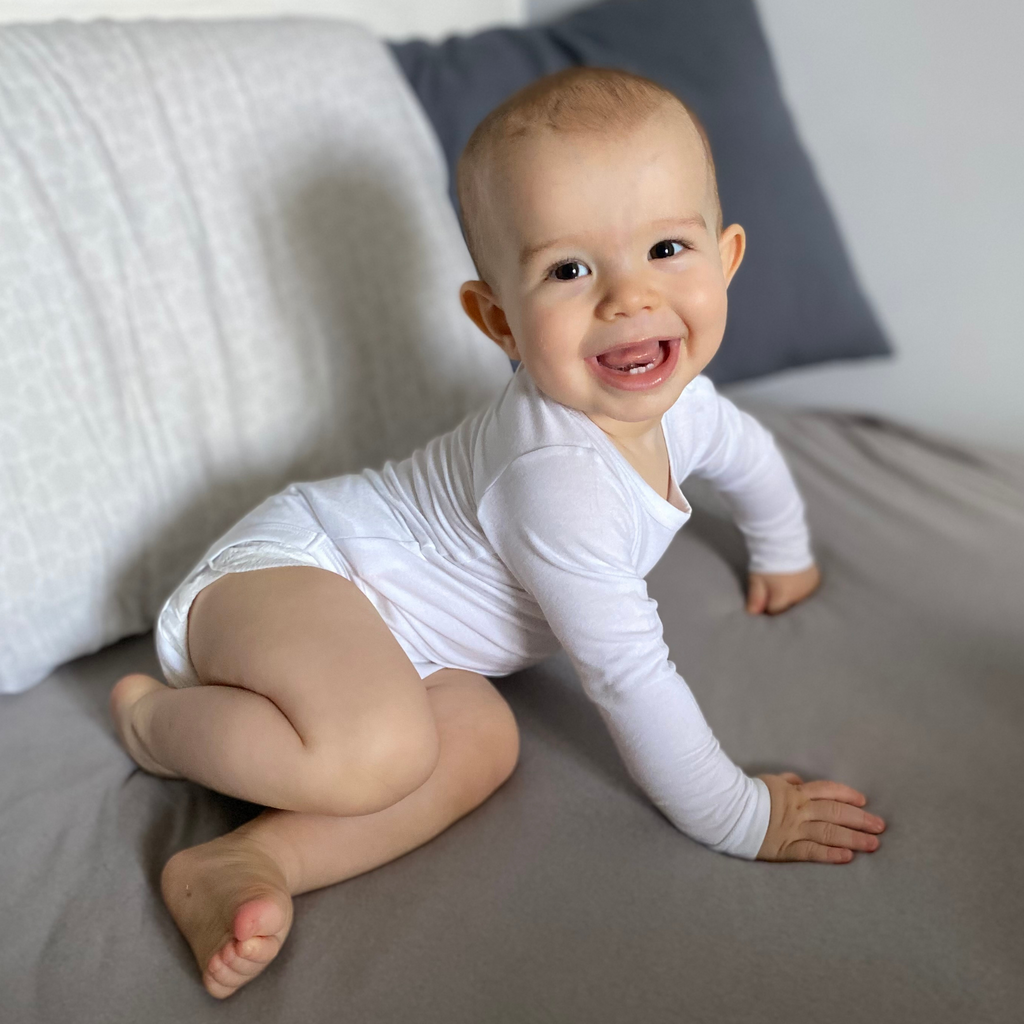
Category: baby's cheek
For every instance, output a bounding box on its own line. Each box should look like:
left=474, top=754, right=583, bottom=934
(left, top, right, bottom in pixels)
left=523, top=304, right=576, bottom=356
left=680, top=274, right=728, bottom=334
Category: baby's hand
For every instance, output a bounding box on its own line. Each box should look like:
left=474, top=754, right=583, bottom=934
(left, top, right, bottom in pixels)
left=756, top=772, right=886, bottom=864
left=746, top=564, right=820, bottom=615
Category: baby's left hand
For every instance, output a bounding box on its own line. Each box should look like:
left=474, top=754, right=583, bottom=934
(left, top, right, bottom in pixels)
left=746, top=564, right=821, bottom=615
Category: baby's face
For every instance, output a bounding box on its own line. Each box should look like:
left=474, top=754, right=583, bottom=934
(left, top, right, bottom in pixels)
left=462, top=111, right=744, bottom=435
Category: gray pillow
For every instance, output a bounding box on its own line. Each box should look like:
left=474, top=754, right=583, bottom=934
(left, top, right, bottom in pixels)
left=389, top=0, right=892, bottom=385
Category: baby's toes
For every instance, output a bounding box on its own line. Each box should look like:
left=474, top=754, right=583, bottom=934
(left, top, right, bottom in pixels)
left=202, top=899, right=287, bottom=1000
left=232, top=933, right=283, bottom=969
left=204, top=937, right=279, bottom=999
left=204, top=948, right=248, bottom=999
left=233, top=893, right=289, bottom=945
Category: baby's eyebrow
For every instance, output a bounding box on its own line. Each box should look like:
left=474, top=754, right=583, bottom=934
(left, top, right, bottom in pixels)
left=653, top=214, right=707, bottom=232
left=519, top=214, right=708, bottom=267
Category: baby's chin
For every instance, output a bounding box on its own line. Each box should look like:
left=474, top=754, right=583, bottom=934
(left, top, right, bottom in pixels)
left=589, top=378, right=691, bottom=424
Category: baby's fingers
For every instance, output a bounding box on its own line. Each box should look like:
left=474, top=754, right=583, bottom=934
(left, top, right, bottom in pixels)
left=803, top=820, right=881, bottom=853
left=746, top=575, right=768, bottom=615
left=811, top=798, right=886, bottom=835
left=799, top=779, right=868, bottom=807
left=786, top=841, right=854, bottom=865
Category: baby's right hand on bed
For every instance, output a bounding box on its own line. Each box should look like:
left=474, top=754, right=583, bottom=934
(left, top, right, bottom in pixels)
left=755, top=772, right=886, bottom=864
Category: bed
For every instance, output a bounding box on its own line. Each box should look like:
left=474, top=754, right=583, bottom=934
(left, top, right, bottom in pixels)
left=1, top=5, right=1022, bottom=1022
left=5, top=404, right=1023, bottom=1022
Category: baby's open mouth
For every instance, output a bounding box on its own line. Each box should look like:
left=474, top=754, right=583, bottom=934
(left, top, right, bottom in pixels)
left=595, top=337, right=669, bottom=375
left=586, top=337, right=680, bottom=392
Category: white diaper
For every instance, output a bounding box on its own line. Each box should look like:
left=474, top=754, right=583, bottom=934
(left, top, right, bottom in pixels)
left=154, top=489, right=444, bottom=688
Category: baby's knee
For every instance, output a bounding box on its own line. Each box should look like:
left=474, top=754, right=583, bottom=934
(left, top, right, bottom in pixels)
left=302, top=712, right=441, bottom=817
left=453, top=686, right=520, bottom=810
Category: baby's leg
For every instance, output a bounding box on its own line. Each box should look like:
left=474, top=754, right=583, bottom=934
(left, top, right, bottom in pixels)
left=110, top=564, right=519, bottom=998
left=115, top=565, right=442, bottom=816
left=160, top=668, right=519, bottom=999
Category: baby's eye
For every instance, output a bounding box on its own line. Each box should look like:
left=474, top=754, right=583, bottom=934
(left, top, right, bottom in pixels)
left=649, top=239, right=687, bottom=260
left=550, top=260, right=590, bottom=281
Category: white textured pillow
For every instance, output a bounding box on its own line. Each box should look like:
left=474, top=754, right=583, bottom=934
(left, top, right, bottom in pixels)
left=0, top=17, right=511, bottom=693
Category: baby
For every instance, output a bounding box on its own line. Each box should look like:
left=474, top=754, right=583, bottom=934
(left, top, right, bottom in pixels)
left=110, top=67, right=885, bottom=999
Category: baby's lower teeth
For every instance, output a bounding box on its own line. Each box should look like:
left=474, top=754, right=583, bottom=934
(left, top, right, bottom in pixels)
left=627, top=361, right=655, bottom=374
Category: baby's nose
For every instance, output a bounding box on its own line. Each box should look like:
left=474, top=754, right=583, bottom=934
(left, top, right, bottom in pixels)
left=596, top=274, right=659, bottom=320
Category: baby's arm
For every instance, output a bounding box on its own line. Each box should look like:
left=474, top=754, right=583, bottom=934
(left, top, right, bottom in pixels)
left=683, top=380, right=886, bottom=858
left=685, top=378, right=819, bottom=613
left=479, top=448, right=771, bottom=859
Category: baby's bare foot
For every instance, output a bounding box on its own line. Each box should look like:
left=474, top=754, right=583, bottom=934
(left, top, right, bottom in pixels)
left=109, top=673, right=183, bottom=779
left=162, top=832, right=294, bottom=999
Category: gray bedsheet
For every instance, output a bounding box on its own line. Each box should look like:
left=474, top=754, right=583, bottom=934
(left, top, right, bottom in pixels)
left=3, top=404, right=1022, bottom=1024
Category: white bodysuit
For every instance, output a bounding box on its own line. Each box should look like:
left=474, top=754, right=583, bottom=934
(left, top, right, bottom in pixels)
left=156, top=367, right=813, bottom=859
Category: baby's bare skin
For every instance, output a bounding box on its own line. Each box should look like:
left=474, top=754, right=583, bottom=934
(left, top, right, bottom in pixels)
left=160, top=828, right=294, bottom=999
left=746, top=564, right=821, bottom=616
left=111, top=674, right=294, bottom=997
left=757, top=772, right=886, bottom=863
left=110, top=569, right=519, bottom=999
left=113, top=564, right=879, bottom=1000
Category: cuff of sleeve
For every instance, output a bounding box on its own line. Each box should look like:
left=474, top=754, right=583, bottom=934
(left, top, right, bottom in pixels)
left=703, top=774, right=772, bottom=860
left=747, top=544, right=816, bottom=576
left=729, top=776, right=772, bottom=860
left=748, top=556, right=816, bottom=576
left=743, top=520, right=815, bottom=575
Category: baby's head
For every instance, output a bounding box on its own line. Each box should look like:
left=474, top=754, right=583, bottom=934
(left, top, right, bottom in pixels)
left=457, top=67, right=745, bottom=433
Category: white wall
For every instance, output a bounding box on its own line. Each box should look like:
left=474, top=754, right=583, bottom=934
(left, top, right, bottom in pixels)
left=727, top=0, right=1024, bottom=453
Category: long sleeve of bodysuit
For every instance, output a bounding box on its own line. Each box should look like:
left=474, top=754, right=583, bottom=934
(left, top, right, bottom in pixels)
left=686, top=383, right=814, bottom=574
left=476, top=392, right=813, bottom=858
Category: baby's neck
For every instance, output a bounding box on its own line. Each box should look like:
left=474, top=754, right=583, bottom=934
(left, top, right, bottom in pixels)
left=589, top=414, right=671, bottom=500
left=587, top=410, right=665, bottom=451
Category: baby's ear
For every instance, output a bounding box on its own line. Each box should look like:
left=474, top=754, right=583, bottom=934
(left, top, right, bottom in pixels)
left=718, top=224, right=746, bottom=286
left=459, top=281, right=520, bottom=359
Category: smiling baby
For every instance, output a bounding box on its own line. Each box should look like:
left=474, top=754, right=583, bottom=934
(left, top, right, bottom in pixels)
left=110, top=67, right=885, bottom=999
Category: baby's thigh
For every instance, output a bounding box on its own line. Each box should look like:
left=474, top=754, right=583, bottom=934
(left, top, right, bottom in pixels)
left=188, top=565, right=438, bottom=768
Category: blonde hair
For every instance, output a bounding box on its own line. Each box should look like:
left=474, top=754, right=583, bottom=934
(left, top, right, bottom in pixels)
left=456, top=66, right=722, bottom=283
